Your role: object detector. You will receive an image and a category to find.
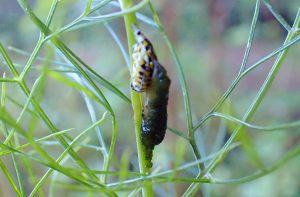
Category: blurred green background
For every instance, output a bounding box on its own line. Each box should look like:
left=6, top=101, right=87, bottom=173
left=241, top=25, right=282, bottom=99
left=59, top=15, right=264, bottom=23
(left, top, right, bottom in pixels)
left=1, top=0, right=300, bottom=196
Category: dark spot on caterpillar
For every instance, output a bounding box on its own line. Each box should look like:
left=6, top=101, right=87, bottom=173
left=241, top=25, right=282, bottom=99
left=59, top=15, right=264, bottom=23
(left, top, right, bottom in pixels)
left=145, top=44, right=151, bottom=51
left=141, top=64, right=147, bottom=70
left=137, top=31, right=141, bottom=35
left=139, top=71, right=144, bottom=76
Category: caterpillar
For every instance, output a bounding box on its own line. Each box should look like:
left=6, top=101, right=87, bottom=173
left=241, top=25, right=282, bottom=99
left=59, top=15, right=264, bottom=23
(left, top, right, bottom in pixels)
left=131, top=25, right=157, bottom=92
left=141, top=60, right=171, bottom=166
left=130, top=25, right=171, bottom=168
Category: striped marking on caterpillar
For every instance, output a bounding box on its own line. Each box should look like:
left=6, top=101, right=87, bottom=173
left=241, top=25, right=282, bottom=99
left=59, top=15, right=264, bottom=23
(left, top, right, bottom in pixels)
left=131, top=25, right=157, bottom=92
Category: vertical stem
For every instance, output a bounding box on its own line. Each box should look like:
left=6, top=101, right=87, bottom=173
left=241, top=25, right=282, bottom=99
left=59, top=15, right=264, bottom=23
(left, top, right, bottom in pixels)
left=205, top=7, right=300, bottom=175
left=118, top=0, right=153, bottom=196
left=185, top=4, right=300, bottom=196
left=148, top=1, right=205, bottom=194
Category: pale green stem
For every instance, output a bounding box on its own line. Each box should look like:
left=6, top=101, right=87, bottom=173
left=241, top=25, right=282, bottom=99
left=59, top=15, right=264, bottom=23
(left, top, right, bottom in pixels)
left=118, top=0, right=154, bottom=196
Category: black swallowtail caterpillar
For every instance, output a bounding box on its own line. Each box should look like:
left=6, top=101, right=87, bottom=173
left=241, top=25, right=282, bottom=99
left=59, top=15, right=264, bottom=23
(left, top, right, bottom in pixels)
left=142, top=60, right=171, bottom=168
left=131, top=25, right=157, bottom=92
left=130, top=25, right=171, bottom=168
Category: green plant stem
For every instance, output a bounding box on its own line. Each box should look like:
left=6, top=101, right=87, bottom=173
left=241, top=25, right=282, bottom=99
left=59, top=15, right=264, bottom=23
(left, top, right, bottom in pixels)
left=148, top=1, right=205, bottom=192
left=16, top=0, right=119, bottom=185
left=0, top=75, right=23, bottom=196
left=44, top=0, right=148, bottom=41
left=147, top=2, right=193, bottom=135
left=0, top=159, right=21, bottom=196
left=263, top=0, right=291, bottom=31
left=1, top=39, right=99, bottom=183
left=118, top=0, right=154, bottom=196
left=17, top=0, right=119, bottom=183
left=205, top=7, right=300, bottom=175
left=32, top=112, right=108, bottom=197
left=193, top=34, right=300, bottom=132
left=188, top=7, right=300, bottom=193
left=193, top=0, right=261, bottom=132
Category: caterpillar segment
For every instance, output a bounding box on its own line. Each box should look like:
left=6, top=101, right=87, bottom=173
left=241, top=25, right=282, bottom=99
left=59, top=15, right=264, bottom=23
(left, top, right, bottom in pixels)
left=141, top=60, right=171, bottom=168
left=130, top=25, right=171, bottom=168
left=141, top=61, right=170, bottom=145
left=131, top=25, right=157, bottom=92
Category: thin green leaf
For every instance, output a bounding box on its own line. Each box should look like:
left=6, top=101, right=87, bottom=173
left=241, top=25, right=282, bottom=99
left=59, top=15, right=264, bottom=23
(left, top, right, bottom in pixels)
left=263, top=0, right=291, bottom=31
left=0, top=160, right=21, bottom=196
left=148, top=2, right=193, bottom=134
left=47, top=71, right=108, bottom=108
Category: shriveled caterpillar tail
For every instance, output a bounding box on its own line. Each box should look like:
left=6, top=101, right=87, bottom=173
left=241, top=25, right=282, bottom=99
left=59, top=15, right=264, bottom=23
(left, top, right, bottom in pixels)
left=143, top=144, right=154, bottom=169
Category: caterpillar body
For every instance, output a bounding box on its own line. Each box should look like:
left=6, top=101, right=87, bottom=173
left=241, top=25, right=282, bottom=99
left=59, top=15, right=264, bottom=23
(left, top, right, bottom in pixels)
left=130, top=25, right=171, bottom=168
left=131, top=25, right=157, bottom=92
left=142, top=61, right=171, bottom=167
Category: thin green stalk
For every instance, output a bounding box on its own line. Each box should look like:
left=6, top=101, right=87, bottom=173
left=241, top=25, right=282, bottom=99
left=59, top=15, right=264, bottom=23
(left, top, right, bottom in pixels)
left=0, top=129, right=74, bottom=157
left=4, top=0, right=118, bottom=192
left=30, top=112, right=110, bottom=197
left=17, top=0, right=122, bottom=185
left=189, top=139, right=205, bottom=172
left=53, top=41, right=118, bottom=183
left=263, top=0, right=291, bottom=31
left=193, top=0, right=261, bottom=132
left=0, top=159, right=21, bottom=196
left=0, top=75, right=24, bottom=196
left=3, top=76, right=43, bottom=144
left=209, top=112, right=300, bottom=131
left=148, top=1, right=193, bottom=135
left=17, top=0, right=120, bottom=183
left=205, top=7, right=300, bottom=175
left=1, top=74, right=6, bottom=106
left=1, top=39, right=99, bottom=182
left=148, top=0, right=204, bottom=186
left=1, top=154, right=102, bottom=190
left=183, top=9, right=300, bottom=194
left=0, top=43, right=20, bottom=77
left=193, top=34, right=300, bottom=131
left=146, top=142, right=300, bottom=185
left=0, top=78, right=18, bottom=82
left=212, top=142, right=300, bottom=184
left=106, top=143, right=239, bottom=188
left=118, top=0, right=154, bottom=196
left=167, top=127, right=189, bottom=140
left=10, top=151, right=25, bottom=197
left=84, top=0, right=93, bottom=15
left=0, top=110, right=104, bottom=188
left=239, top=0, right=260, bottom=73
left=44, top=0, right=148, bottom=41
left=9, top=45, right=131, bottom=103
left=241, top=35, right=300, bottom=77
left=186, top=1, right=300, bottom=195
left=19, top=36, right=44, bottom=80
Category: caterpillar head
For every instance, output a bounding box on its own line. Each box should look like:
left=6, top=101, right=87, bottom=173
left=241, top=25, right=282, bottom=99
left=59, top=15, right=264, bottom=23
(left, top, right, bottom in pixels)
left=132, top=24, right=146, bottom=44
